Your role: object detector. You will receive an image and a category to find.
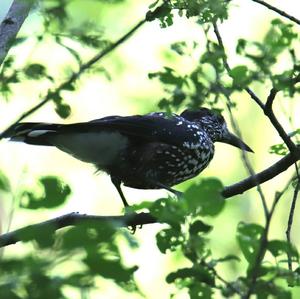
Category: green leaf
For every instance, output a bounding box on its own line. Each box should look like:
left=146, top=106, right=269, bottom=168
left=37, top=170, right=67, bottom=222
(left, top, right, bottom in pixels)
left=216, top=254, right=240, bottom=263
left=267, top=240, right=299, bottom=260
left=236, top=222, right=264, bottom=264
left=148, top=0, right=159, bottom=9
left=0, top=171, right=10, bottom=192
left=24, top=64, right=46, bottom=80
left=230, top=65, right=250, bottom=88
left=189, top=284, right=213, bottom=299
left=184, top=178, right=225, bottom=216
left=269, top=143, right=288, bottom=156
left=55, top=102, right=71, bottom=119
left=171, top=41, right=187, bottom=55
left=84, top=251, right=138, bottom=283
left=0, top=286, right=21, bottom=299
left=189, top=220, right=213, bottom=235
left=148, top=67, right=186, bottom=87
left=62, top=223, right=116, bottom=250
left=20, top=176, right=71, bottom=209
left=166, top=267, right=214, bottom=286
left=253, top=280, right=292, bottom=299
left=17, top=223, right=56, bottom=248
left=156, top=228, right=183, bottom=253
left=149, top=198, right=185, bottom=229
left=64, top=272, right=94, bottom=288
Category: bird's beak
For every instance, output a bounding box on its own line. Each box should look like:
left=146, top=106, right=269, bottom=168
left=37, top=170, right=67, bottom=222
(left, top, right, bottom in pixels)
left=222, top=132, right=254, bottom=153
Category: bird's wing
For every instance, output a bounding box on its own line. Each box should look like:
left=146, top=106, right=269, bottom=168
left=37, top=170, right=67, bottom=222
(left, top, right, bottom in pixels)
left=60, top=113, right=205, bottom=148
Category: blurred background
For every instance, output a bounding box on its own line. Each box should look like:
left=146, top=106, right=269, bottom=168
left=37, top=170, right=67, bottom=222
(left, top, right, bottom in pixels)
left=0, top=0, right=300, bottom=298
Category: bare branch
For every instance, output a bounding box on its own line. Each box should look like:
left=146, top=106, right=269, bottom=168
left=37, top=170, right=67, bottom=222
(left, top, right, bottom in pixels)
left=0, top=212, right=157, bottom=248
left=222, top=150, right=300, bottom=197
left=250, top=0, right=300, bottom=26
left=212, top=22, right=265, bottom=109
left=213, top=22, right=299, bottom=158
left=0, top=0, right=34, bottom=67
left=243, top=176, right=293, bottom=299
left=286, top=165, right=300, bottom=271
left=213, top=23, right=268, bottom=216
left=0, top=18, right=146, bottom=140
left=225, top=101, right=268, bottom=217
left=264, top=89, right=298, bottom=154
left=1, top=150, right=299, bottom=249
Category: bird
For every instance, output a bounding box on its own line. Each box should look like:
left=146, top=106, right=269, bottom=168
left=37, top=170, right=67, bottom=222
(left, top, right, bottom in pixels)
left=4, top=108, right=253, bottom=208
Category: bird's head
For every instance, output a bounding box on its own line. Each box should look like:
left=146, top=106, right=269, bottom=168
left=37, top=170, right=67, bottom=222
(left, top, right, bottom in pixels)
left=180, top=108, right=253, bottom=152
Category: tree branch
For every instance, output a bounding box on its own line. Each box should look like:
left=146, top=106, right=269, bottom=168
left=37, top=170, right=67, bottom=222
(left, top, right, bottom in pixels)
left=264, top=88, right=298, bottom=154
left=286, top=165, right=300, bottom=271
left=213, top=22, right=268, bottom=216
left=0, top=18, right=146, bottom=140
left=249, top=0, right=300, bottom=26
left=0, top=0, right=34, bottom=67
left=0, top=212, right=157, bottom=248
left=212, top=22, right=265, bottom=109
left=243, top=181, right=288, bottom=299
left=213, top=22, right=299, bottom=157
left=222, top=149, right=300, bottom=197
left=1, top=149, right=299, bottom=248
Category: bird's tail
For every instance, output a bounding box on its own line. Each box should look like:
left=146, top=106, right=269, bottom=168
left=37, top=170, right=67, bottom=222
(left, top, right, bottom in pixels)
left=3, top=122, right=61, bottom=146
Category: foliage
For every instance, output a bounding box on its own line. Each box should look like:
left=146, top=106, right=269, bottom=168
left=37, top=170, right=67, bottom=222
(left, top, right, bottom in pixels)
left=0, top=0, right=300, bottom=298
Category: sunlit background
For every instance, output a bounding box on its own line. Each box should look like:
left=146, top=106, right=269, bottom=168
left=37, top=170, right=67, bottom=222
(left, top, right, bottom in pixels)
left=0, top=0, right=300, bottom=298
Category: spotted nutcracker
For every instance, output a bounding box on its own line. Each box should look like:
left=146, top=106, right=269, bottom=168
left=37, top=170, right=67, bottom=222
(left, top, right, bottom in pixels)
left=4, top=108, right=253, bottom=207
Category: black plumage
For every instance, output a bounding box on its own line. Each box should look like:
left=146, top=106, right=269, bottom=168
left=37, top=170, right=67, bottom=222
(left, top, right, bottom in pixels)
left=4, top=108, right=253, bottom=207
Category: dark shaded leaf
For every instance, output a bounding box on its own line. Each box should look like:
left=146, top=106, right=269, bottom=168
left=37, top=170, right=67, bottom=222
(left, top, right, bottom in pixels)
left=236, top=222, right=264, bottom=264
left=0, top=171, right=10, bottom=192
left=84, top=251, right=138, bottom=283
left=55, top=102, right=71, bottom=119
left=62, top=223, right=116, bottom=250
left=267, top=240, right=299, bottom=260
left=20, top=176, right=71, bottom=209
left=184, top=178, right=225, bottom=216
left=24, top=64, right=46, bottom=79
left=17, top=223, right=56, bottom=248
left=156, top=228, right=184, bottom=253
left=189, top=220, right=213, bottom=235
left=166, top=267, right=214, bottom=286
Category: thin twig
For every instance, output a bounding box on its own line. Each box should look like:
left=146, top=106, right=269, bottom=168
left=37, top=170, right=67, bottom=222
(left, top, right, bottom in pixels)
left=198, top=259, right=244, bottom=296
left=249, top=0, right=300, bottom=26
left=213, top=22, right=268, bottom=217
left=0, top=0, right=34, bottom=67
left=264, top=88, right=298, bottom=154
left=225, top=101, right=268, bottom=217
left=0, top=18, right=146, bottom=139
left=212, top=22, right=265, bottom=109
left=286, top=164, right=300, bottom=271
left=243, top=179, right=291, bottom=299
left=213, top=22, right=299, bottom=160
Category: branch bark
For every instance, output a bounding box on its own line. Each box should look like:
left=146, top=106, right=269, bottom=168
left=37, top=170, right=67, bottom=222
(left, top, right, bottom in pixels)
left=0, top=0, right=34, bottom=67
left=222, top=150, right=300, bottom=197
left=1, top=149, right=299, bottom=248
left=250, top=0, right=300, bottom=26
left=0, top=212, right=157, bottom=248
left=0, top=18, right=146, bottom=140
